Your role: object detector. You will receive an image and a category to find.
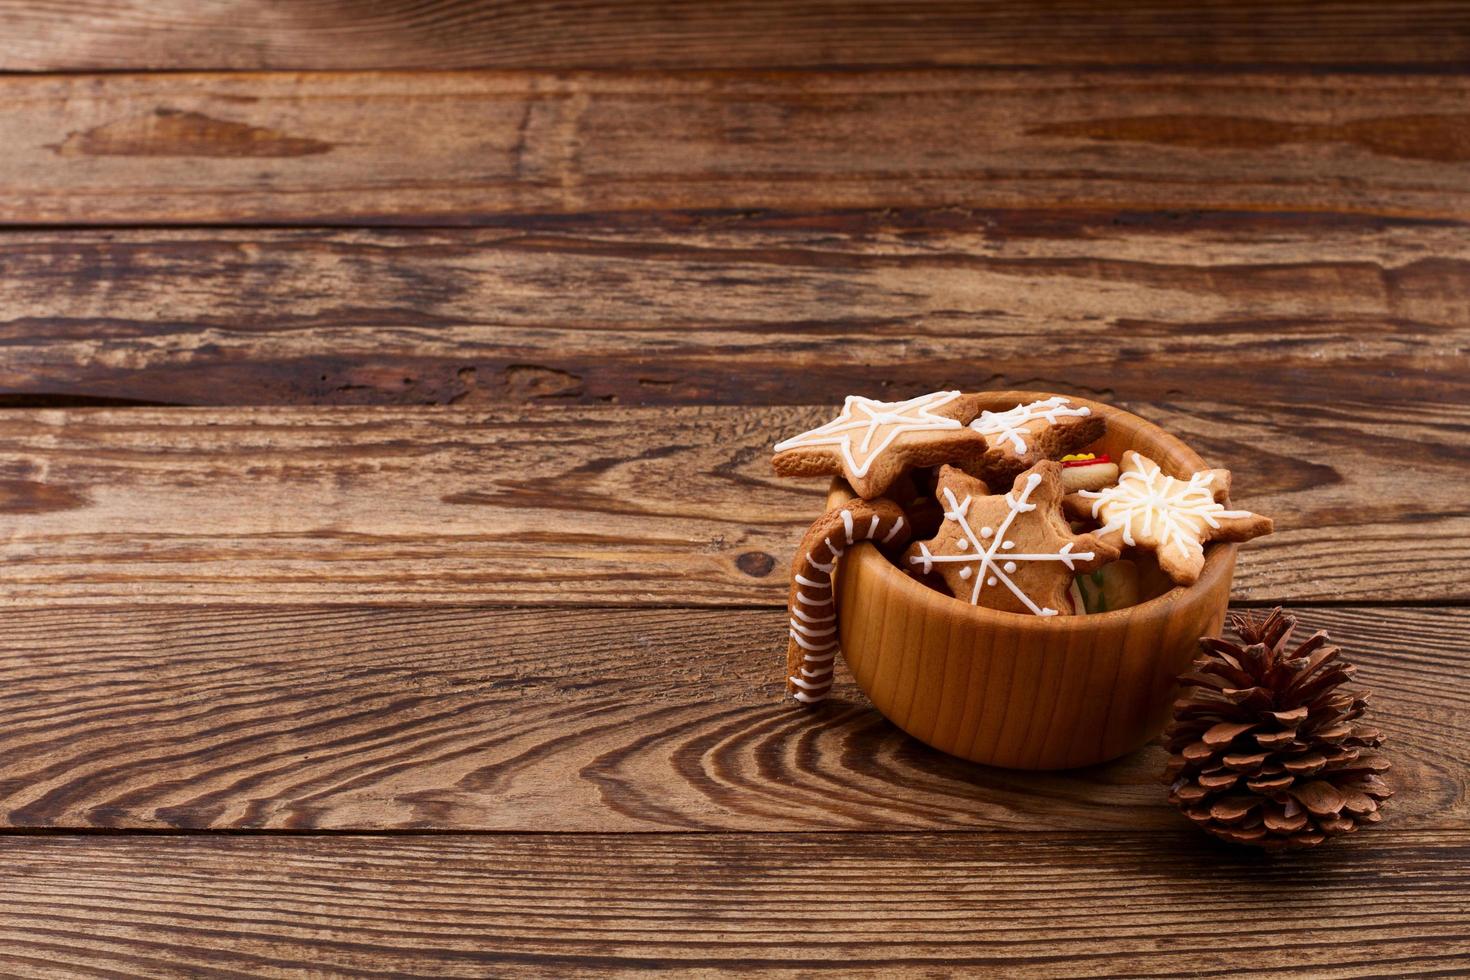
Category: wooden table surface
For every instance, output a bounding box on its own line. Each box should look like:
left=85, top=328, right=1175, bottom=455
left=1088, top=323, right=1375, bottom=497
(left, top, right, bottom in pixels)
left=3, top=3, right=1469, bottom=975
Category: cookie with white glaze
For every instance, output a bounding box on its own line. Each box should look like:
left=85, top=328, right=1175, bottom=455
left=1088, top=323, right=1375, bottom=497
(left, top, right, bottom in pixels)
left=773, top=391, right=988, bottom=499
left=1065, top=449, right=1273, bottom=586
left=968, top=396, right=1106, bottom=484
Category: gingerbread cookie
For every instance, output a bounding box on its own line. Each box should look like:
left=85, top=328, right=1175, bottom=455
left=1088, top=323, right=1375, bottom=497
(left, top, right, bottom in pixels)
left=968, top=396, right=1106, bottom=484
left=904, top=463, right=1117, bottom=616
left=785, top=498, right=911, bottom=704
left=773, top=391, right=988, bottom=499
left=1066, top=450, right=1273, bottom=586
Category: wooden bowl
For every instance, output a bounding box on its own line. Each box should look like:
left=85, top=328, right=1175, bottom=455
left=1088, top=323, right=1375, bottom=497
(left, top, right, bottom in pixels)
left=825, top=390, right=1236, bottom=770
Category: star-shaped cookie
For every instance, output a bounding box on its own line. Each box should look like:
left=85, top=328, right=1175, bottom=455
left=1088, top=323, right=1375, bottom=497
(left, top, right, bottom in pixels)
left=772, top=391, right=988, bottom=499
left=968, top=395, right=1106, bottom=484
left=904, top=463, right=1118, bottom=616
left=1065, top=450, right=1273, bottom=586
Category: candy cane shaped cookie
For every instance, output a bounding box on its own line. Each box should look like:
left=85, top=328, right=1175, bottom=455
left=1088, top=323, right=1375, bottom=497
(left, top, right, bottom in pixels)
left=786, top=498, right=911, bottom=704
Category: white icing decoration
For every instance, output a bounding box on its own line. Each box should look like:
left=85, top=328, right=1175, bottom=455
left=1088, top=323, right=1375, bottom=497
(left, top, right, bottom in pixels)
left=1079, top=454, right=1255, bottom=561
left=841, top=510, right=855, bottom=545
left=773, top=391, right=968, bottom=478
left=959, top=567, right=972, bottom=580
left=789, top=631, right=837, bottom=652
left=882, top=515, right=906, bottom=544
left=955, top=538, right=969, bottom=551
left=909, top=472, right=1094, bottom=617
left=791, top=607, right=835, bottom=624
left=789, top=620, right=836, bottom=638
left=970, top=396, right=1091, bottom=454
left=793, top=574, right=829, bottom=589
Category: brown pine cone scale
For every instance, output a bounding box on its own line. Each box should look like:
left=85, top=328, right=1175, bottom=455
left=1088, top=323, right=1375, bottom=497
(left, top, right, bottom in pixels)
left=1165, top=607, right=1391, bottom=849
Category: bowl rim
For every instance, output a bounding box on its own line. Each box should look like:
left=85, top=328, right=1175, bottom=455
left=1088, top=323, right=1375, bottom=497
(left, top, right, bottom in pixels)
left=824, top=389, right=1239, bottom=632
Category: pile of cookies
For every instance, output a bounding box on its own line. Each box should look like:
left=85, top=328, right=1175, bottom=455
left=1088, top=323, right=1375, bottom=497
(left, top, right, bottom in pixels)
left=772, top=391, right=1274, bottom=704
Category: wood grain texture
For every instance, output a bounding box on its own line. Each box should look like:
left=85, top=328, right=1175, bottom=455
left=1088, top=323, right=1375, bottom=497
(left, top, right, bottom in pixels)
left=3, top=1, right=1469, bottom=71
left=2, top=831, right=1467, bottom=977
left=3, top=13, right=1462, bottom=970
left=0, top=403, right=1463, bottom=606
left=0, top=401, right=1462, bottom=606
left=0, top=605, right=1459, bottom=831
left=2, top=71, right=1470, bottom=223
left=2, top=218, right=1467, bottom=408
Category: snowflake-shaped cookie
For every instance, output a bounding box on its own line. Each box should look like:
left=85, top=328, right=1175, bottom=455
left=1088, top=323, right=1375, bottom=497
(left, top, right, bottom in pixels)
left=968, top=395, right=1106, bottom=483
left=904, top=463, right=1117, bottom=616
left=773, top=390, right=988, bottom=499
left=1065, top=450, right=1274, bottom=586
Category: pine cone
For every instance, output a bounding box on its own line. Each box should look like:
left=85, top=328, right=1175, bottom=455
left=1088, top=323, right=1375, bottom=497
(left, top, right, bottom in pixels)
left=1165, top=607, right=1391, bottom=849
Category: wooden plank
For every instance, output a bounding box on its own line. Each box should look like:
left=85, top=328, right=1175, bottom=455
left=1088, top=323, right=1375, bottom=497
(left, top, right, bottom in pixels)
left=2, top=1, right=1468, bottom=72
left=1, top=71, right=1470, bottom=224
left=1, top=219, right=1467, bottom=408
left=0, top=605, right=1458, bottom=831
left=0, top=404, right=1463, bottom=606
left=1, top=402, right=1466, bottom=607
left=1, top=830, right=1466, bottom=976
